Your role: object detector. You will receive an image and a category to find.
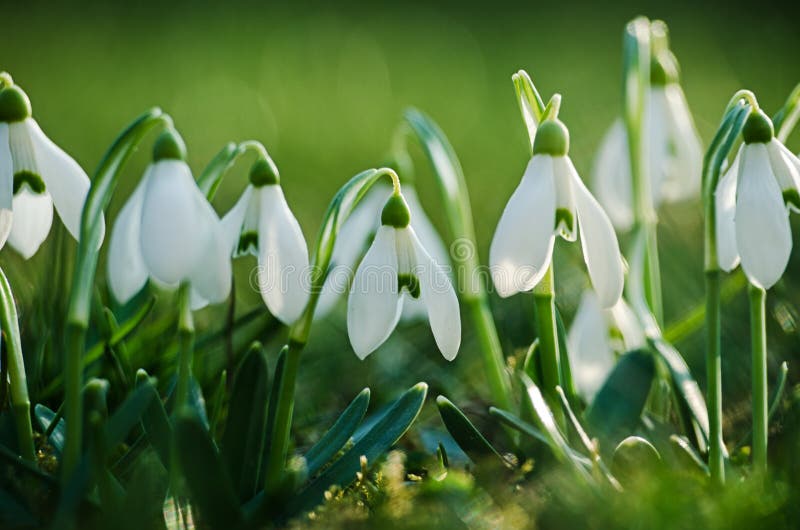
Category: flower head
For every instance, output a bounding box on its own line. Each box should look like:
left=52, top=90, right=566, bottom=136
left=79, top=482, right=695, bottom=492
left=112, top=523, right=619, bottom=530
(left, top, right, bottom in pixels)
left=715, top=109, right=800, bottom=288
left=593, top=52, right=703, bottom=231
left=107, top=128, right=231, bottom=308
left=490, top=118, right=624, bottom=307
left=567, top=291, right=645, bottom=401
left=0, top=82, right=103, bottom=258
left=347, top=191, right=460, bottom=360
left=220, top=156, right=310, bottom=324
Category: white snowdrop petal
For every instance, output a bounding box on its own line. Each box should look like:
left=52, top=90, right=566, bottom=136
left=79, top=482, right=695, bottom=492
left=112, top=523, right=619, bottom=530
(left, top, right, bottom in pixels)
left=107, top=174, right=149, bottom=304
left=592, top=120, right=634, bottom=231
left=608, top=298, right=646, bottom=350
left=552, top=156, right=577, bottom=241
left=571, top=159, right=624, bottom=307
left=403, top=186, right=451, bottom=322
left=27, top=119, right=104, bottom=246
left=735, top=144, right=793, bottom=289
left=188, top=187, right=232, bottom=305
left=0, top=123, right=13, bottom=248
left=407, top=227, right=461, bottom=360
left=257, top=185, right=310, bottom=324
left=766, top=140, right=800, bottom=211
left=714, top=152, right=741, bottom=272
left=661, top=84, right=703, bottom=202
left=347, top=225, right=401, bottom=359
left=140, top=160, right=207, bottom=285
left=489, top=155, right=557, bottom=297
left=220, top=185, right=255, bottom=256
left=7, top=188, right=53, bottom=259
left=567, top=291, right=615, bottom=401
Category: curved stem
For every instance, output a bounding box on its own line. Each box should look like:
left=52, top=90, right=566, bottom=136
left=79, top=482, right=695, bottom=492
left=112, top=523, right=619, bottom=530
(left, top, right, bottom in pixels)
left=748, top=284, right=768, bottom=476
left=705, top=270, right=725, bottom=485
left=532, top=265, right=564, bottom=427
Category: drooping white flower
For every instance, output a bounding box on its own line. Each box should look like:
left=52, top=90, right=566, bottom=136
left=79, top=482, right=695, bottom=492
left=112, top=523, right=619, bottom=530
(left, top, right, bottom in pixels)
left=347, top=192, right=460, bottom=360
left=0, top=83, right=104, bottom=258
left=490, top=119, right=624, bottom=307
left=316, top=183, right=450, bottom=321
left=220, top=157, right=310, bottom=325
left=107, top=129, right=231, bottom=309
left=715, top=109, right=800, bottom=289
left=567, top=291, right=646, bottom=401
left=593, top=53, right=703, bottom=231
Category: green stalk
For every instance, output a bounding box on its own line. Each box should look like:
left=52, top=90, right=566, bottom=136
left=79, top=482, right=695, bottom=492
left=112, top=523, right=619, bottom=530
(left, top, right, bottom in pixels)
left=532, top=265, right=563, bottom=425
left=174, top=283, right=195, bottom=413
left=0, top=267, right=35, bottom=462
left=466, top=297, right=512, bottom=412
left=748, top=284, right=768, bottom=476
left=704, top=270, right=725, bottom=485
left=62, top=109, right=170, bottom=483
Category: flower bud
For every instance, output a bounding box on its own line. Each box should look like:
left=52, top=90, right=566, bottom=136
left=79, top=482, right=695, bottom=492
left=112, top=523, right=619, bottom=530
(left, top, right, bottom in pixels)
left=381, top=193, right=411, bottom=228
left=249, top=156, right=280, bottom=187
left=532, top=119, right=569, bottom=156
left=741, top=109, right=774, bottom=144
left=0, top=85, right=32, bottom=123
left=152, top=128, right=187, bottom=162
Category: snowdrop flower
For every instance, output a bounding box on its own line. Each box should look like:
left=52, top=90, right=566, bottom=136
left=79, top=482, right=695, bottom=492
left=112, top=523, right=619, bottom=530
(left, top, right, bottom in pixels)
left=347, top=191, right=460, bottom=360
left=220, top=157, right=309, bottom=324
left=593, top=52, right=703, bottom=231
left=567, top=291, right=646, bottom=401
left=715, top=109, right=800, bottom=289
left=0, top=82, right=102, bottom=258
left=490, top=118, right=624, bottom=307
left=316, top=182, right=450, bottom=321
left=107, top=129, right=231, bottom=308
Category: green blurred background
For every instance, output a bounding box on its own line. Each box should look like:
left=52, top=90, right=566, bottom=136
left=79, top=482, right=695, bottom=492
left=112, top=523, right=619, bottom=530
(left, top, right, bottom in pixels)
left=3, top=0, right=799, bottom=444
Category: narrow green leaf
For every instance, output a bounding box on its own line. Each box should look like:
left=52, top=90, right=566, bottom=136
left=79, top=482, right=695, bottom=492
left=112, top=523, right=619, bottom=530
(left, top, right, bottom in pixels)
left=555, top=307, right=579, bottom=406
left=586, top=349, right=655, bottom=451
left=175, top=411, right=244, bottom=529
left=198, top=142, right=241, bottom=199
left=222, top=343, right=271, bottom=501
left=259, top=346, right=286, bottom=485
left=669, top=434, right=710, bottom=476
left=286, top=382, right=428, bottom=516
left=436, top=396, right=505, bottom=464
left=305, top=388, right=370, bottom=477
left=488, top=407, right=549, bottom=446
left=136, top=370, right=172, bottom=470
left=34, top=404, right=65, bottom=455
left=105, top=380, right=156, bottom=449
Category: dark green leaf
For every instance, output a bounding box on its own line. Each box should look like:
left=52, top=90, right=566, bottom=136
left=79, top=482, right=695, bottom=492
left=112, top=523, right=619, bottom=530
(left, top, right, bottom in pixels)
left=304, top=388, right=370, bottom=477
left=222, top=343, right=271, bottom=501
left=105, top=380, right=156, bottom=449
left=586, top=349, right=655, bottom=451
left=136, top=371, right=172, bottom=469
left=285, top=382, right=428, bottom=517
left=34, top=404, right=65, bottom=455
left=175, top=411, right=244, bottom=529
left=436, top=395, right=505, bottom=464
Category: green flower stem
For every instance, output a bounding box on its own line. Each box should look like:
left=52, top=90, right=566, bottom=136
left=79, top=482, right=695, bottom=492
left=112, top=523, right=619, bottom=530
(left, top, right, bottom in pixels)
left=62, top=108, right=171, bottom=483
left=748, top=284, right=768, bottom=476
left=174, top=283, right=195, bottom=413
left=773, top=82, right=800, bottom=142
left=466, top=297, right=513, bottom=412
left=532, top=265, right=564, bottom=426
left=263, top=167, right=401, bottom=494
left=704, top=270, right=725, bottom=485
left=0, top=267, right=35, bottom=462
left=624, top=17, right=663, bottom=325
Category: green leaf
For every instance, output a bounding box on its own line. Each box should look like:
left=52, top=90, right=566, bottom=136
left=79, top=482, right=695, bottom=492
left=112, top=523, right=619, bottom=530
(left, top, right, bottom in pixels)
left=555, top=307, right=579, bottom=406
left=285, top=382, right=428, bottom=517
left=136, top=370, right=172, bottom=470
left=175, top=411, right=244, bottom=529
left=198, top=142, right=241, bottom=199
left=221, top=343, right=271, bottom=501
left=304, top=388, right=370, bottom=477
left=259, top=346, right=286, bottom=485
left=488, top=407, right=549, bottom=446
left=436, top=396, right=505, bottom=464
left=586, top=349, right=655, bottom=451
left=650, top=339, right=712, bottom=453
left=105, top=379, right=157, bottom=449
left=34, top=404, right=65, bottom=455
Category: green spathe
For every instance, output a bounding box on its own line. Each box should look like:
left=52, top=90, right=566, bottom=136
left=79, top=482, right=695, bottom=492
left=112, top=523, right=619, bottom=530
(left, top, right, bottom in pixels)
left=250, top=157, right=280, bottom=186
left=0, top=85, right=32, bottom=123
left=742, top=109, right=774, bottom=144
left=532, top=119, right=569, bottom=156
left=650, top=51, right=679, bottom=86
left=152, top=128, right=187, bottom=161
left=381, top=193, right=411, bottom=228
